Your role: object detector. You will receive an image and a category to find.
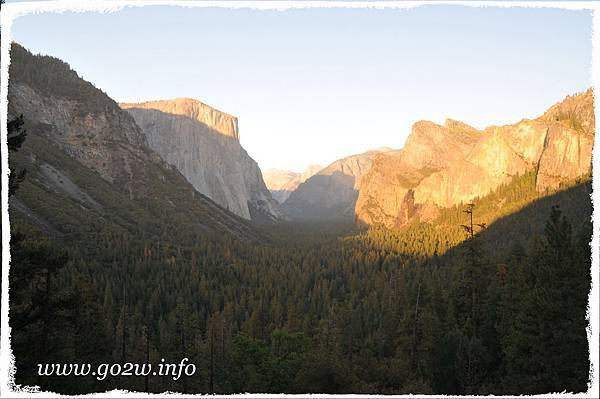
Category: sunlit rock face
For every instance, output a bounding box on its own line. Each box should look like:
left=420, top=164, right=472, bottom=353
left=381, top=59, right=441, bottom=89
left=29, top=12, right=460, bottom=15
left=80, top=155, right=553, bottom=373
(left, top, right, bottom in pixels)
left=355, top=89, right=594, bottom=227
left=412, top=120, right=549, bottom=209
left=400, top=119, right=480, bottom=170
left=121, top=99, right=280, bottom=222
left=282, top=149, right=392, bottom=222
left=355, top=120, right=480, bottom=226
left=536, top=125, right=594, bottom=191
left=535, top=89, right=595, bottom=191
left=123, top=98, right=240, bottom=140
left=264, top=165, right=323, bottom=204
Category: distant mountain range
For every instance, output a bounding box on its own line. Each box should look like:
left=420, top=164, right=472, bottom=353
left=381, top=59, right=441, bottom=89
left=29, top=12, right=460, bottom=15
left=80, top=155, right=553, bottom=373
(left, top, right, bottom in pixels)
left=263, top=165, right=323, bottom=203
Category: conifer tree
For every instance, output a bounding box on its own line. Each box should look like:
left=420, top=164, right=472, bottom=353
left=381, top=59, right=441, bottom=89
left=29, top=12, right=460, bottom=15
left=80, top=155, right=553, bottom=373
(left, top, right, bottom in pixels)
left=7, top=115, right=27, bottom=197
left=504, top=206, right=589, bottom=393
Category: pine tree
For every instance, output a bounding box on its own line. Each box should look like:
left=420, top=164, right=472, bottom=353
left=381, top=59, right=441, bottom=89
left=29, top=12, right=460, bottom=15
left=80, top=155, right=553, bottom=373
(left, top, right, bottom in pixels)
left=450, top=203, right=492, bottom=394
left=504, top=206, right=590, bottom=393
left=7, top=115, right=27, bottom=196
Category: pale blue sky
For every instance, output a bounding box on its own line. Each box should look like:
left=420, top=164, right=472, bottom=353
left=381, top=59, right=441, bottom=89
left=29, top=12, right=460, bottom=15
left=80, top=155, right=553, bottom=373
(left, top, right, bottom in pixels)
left=9, top=3, right=593, bottom=172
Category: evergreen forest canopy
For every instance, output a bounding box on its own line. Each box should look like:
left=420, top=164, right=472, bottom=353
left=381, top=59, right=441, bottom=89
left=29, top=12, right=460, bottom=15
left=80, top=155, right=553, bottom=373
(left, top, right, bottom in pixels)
left=8, top=43, right=116, bottom=115
left=9, top=135, right=592, bottom=394
left=5, top=42, right=593, bottom=396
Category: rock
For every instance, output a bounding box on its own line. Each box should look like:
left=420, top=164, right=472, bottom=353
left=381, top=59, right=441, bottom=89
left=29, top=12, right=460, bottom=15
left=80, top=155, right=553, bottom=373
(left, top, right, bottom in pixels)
left=536, top=125, right=594, bottom=191
left=263, top=165, right=323, bottom=204
left=413, top=120, right=548, bottom=208
left=283, top=149, right=392, bottom=222
left=121, top=99, right=280, bottom=222
left=536, top=89, right=595, bottom=191
left=355, top=120, right=480, bottom=225
left=8, top=43, right=263, bottom=240
left=8, top=82, right=149, bottom=195
left=355, top=89, right=594, bottom=227
left=401, top=119, right=480, bottom=170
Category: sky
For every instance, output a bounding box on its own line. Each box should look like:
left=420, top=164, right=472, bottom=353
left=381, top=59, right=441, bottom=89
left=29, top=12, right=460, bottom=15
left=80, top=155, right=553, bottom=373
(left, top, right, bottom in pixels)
left=8, top=2, right=593, bottom=172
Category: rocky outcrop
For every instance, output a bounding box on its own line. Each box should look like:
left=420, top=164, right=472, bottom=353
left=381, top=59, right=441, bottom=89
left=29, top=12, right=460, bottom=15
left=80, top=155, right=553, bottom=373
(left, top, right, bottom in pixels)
left=355, top=89, right=594, bottom=227
left=264, top=165, right=323, bottom=204
left=412, top=120, right=548, bottom=208
left=535, top=125, right=593, bottom=191
left=8, top=81, right=153, bottom=198
left=400, top=119, right=480, bottom=170
left=283, top=149, right=391, bottom=222
left=120, top=99, right=280, bottom=222
left=355, top=120, right=480, bottom=226
left=536, top=89, right=595, bottom=191
left=8, top=43, right=262, bottom=240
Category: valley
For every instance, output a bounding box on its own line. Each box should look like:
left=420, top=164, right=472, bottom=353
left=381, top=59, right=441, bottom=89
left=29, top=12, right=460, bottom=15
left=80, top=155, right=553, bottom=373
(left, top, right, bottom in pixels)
left=6, top=42, right=594, bottom=395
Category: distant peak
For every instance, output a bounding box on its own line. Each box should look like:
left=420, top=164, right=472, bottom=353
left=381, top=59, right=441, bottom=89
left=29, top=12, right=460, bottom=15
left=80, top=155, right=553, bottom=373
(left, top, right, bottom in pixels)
left=300, top=164, right=324, bottom=181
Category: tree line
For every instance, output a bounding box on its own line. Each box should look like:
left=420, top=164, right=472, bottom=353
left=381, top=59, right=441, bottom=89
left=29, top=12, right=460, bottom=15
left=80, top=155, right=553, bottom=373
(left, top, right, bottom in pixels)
left=8, top=115, right=591, bottom=394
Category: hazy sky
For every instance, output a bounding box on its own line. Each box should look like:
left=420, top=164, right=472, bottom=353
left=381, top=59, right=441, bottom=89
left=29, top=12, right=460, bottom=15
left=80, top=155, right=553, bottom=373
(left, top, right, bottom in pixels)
left=9, top=3, right=593, bottom=172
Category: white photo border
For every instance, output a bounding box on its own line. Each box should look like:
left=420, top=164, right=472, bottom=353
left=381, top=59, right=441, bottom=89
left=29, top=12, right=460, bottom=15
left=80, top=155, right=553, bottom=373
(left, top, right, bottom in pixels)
left=1, top=1, right=598, bottom=398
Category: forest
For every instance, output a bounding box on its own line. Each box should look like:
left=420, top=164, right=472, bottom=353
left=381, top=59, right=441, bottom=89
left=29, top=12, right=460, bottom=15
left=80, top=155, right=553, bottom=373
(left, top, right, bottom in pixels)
left=7, top=111, right=592, bottom=395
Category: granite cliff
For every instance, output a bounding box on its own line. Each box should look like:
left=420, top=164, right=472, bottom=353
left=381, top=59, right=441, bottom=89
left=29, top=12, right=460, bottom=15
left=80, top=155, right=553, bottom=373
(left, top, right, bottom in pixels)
left=355, top=89, right=594, bottom=227
left=355, top=120, right=480, bottom=226
left=120, top=99, right=280, bottom=222
left=8, top=43, right=262, bottom=241
left=8, top=43, right=593, bottom=232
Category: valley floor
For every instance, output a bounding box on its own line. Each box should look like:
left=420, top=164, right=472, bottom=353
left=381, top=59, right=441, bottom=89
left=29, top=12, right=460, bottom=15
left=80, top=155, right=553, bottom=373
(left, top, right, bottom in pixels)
left=8, top=172, right=592, bottom=395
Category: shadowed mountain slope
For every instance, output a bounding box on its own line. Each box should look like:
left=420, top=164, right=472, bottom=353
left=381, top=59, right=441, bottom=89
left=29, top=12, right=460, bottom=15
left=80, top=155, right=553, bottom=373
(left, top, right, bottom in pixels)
left=8, top=43, right=263, bottom=242
left=282, top=148, right=393, bottom=222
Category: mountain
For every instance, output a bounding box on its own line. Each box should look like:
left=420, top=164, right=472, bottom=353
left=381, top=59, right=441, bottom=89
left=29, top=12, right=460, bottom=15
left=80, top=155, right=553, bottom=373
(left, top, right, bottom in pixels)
left=8, top=43, right=262, bottom=241
left=355, top=120, right=480, bottom=226
left=8, top=42, right=592, bottom=396
left=282, top=148, right=392, bottom=222
left=120, top=99, right=280, bottom=222
left=263, top=164, right=323, bottom=203
left=355, top=90, right=594, bottom=227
